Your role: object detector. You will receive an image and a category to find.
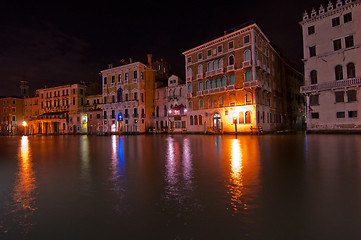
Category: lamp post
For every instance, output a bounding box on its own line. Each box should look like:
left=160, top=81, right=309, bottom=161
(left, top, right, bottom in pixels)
left=22, top=121, right=27, bottom=135
left=232, top=113, right=237, bottom=136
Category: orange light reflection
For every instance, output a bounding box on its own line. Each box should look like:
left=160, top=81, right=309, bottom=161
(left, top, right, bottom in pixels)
left=12, top=136, right=37, bottom=233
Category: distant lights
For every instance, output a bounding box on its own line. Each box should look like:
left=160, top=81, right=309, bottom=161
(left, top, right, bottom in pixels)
left=22, top=121, right=27, bottom=127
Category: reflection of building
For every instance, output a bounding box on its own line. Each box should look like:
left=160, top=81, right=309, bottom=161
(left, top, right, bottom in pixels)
left=0, top=97, right=24, bottom=135
left=183, top=22, right=304, bottom=133
left=154, top=75, right=187, bottom=132
left=100, top=59, right=155, bottom=134
left=24, top=84, right=88, bottom=134
left=300, top=0, right=361, bottom=132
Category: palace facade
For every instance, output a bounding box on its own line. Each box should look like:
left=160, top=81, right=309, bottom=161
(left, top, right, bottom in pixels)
left=300, top=0, right=361, bottom=131
left=183, top=23, right=305, bottom=134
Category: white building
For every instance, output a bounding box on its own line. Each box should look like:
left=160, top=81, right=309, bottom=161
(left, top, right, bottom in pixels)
left=300, top=0, right=361, bottom=131
left=153, top=75, right=187, bottom=132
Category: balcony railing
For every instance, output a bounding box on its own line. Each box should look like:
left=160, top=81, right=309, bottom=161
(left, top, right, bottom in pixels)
left=186, top=76, right=193, bottom=82
left=242, top=60, right=251, bottom=67
left=227, top=65, right=235, bottom=71
left=196, top=73, right=203, bottom=80
left=243, top=80, right=263, bottom=88
left=300, top=77, right=361, bottom=94
left=205, top=68, right=224, bottom=77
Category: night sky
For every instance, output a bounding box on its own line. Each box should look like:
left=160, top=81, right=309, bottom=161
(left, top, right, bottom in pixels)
left=1, top=0, right=323, bottom=96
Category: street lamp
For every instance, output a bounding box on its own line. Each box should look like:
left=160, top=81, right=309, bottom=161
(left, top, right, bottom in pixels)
left=232, top=113, right=237, bottom=136
left=22, top=121, right=27, bottom=135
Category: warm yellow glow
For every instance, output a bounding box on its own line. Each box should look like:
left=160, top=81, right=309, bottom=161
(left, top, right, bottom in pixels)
left=228, top=138, right=244, bottom=214
left=12, top=136, right=37, bottom=230
left=22, top=121, right=27, bottom=127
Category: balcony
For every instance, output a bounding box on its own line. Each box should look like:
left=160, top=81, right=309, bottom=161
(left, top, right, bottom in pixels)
left=197, top=91, right=203, bottom=96
left=243, top=80, right=263, bottom=88
left=227, top=85, right=235, bottom=90
left=242, top=60, right=251, bottom=68
left=187, top=93, right=193, bottom=98
left=205, top=68, right=224, bottom=77
left=186, top=76, right=193, bottom=82
left=133, top=113, right=139, bottom=118
left=196, top=73, right=203, bottom=80
left=300, top=77, right=361, bottom=94
left=227, top=65, right=235, bottom=72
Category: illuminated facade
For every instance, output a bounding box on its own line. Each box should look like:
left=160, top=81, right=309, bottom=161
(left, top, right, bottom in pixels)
left=24, top=84, right=88, bottom=134
left=101, top=61, right=155, bottom=134
left=183, top=23, right=304, bottom=133
left=85, top=94, right=103, bottom=134
left=153, top=75, right=187, bottom=132
left=0, top=97, right=24, bottom=135
left=300, top=0, right=361, bottom=131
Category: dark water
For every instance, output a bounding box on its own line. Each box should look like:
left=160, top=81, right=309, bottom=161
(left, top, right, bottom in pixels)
left=0, top=134, right=361, bottom=239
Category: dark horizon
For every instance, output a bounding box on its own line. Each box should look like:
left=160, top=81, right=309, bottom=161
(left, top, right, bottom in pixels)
left=0, top=0, right=323, bottom=96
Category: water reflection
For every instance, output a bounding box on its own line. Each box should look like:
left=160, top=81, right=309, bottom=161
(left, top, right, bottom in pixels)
left=164, top=137, right=194, bottom=208
left=110, top=135, right=126, bottom=211
left=226, top=137, right=260, bottom=215
left=80, top=135, right=91, bottom=189
left=11, top=136, right=38, bottom=234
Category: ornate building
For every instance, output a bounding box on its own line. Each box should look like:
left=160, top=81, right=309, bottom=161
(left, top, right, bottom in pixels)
left=300, top=0, right=361, bottom=131
left=0, top=97, right=24, bottom=135
left=183, top=23, right=304, bottom=134
left=100, top=60, right=155, bottom=133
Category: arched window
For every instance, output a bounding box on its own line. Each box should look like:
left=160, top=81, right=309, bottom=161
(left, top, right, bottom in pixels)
left=188, top=84, right=192, bottom=93
left=206, top=80, right=211, bottom=90
left=209, top=98, right=213, bottom=108
left=310, top=70, right=317, bottom=84
left=216, top=78, right=221, bottom=88
left=173, top=89, right=176, bottom=97
left=239, top=112, right=245, bottom=124
left=229, top=74, right=235, bottom=85
left=189, top=101, right=193, bottom=109
left=187, top=68, right=192, bottom=77
left=200, top=99, right=204, bottom=109
left=179, top=88, right=182, bottom=97
left=245, top=71, right=251, bottom=82
left=190, top=115, right=193, bottom=125
left=208, top=62, right=213, bottom=71
left=244, top=50, right=251, bottom=61
left=213, top=60, right=218, bottom=70
left=117, top=88, right=123, bottom=102
left=218, top=59, right=223, bottom=68
left=199, top=82, right=203, bottom=91
left=194, top=115, right=198, bottom=125
left=245, top=111, right=251, bottom=124
left=347, top=63, right=355, bottom=78
left=229, top=55, right=235, bottom=65
left=221, top=77, right=226, bottom=86
left=198, top=64, right=203, bottom=74
left=219, top=96, right=224, bottom=106
left=335, top=65, right=343, bottom=80
left=164, top=105, right=167, bottom=116
left=156, top=106, right=159, bottom=117
left=199, top=115, right=203, bottom=125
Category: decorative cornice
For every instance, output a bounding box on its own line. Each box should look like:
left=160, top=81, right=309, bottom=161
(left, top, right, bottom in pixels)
left=300, top=0, right=360, bottom=25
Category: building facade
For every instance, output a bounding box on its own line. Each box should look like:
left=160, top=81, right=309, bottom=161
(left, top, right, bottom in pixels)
left=85, top=94, right=103, bottom=134
left=101, top=61, right=155, bottom=134
left=0, top=97, right=24, bottom=135
left=153, top=75, right=187, bottom=132
left=300, top=0, right=361, bottom=131
left=183, top=23, right=304, bottom=134
left=24, top=84, right=88, bottom=134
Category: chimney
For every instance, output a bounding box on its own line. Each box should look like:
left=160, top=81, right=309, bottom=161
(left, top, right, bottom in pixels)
left=129, top=58, right=133, bottom=63
left=147, top=54, right=152, bottom=68
left=108, top=63, right=113, bottom=69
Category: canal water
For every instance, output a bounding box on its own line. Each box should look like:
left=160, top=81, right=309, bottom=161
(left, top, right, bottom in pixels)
left=0, top=134, right=361, bottom=239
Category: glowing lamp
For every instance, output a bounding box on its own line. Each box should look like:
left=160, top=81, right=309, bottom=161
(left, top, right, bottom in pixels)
left=22, top=121, right=27, bottom=127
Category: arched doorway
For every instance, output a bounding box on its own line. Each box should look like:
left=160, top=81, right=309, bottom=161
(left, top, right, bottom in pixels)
left=213, top=113, right=222, bottom=130
left=116, top=112, right=123, bottom=132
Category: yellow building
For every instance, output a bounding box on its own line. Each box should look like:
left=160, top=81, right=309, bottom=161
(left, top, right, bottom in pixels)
left=183, top=23, right=304, bottom=134
left=101, top=61, right=155, bottom=133
left=24, top=84, right=88, bottom=134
